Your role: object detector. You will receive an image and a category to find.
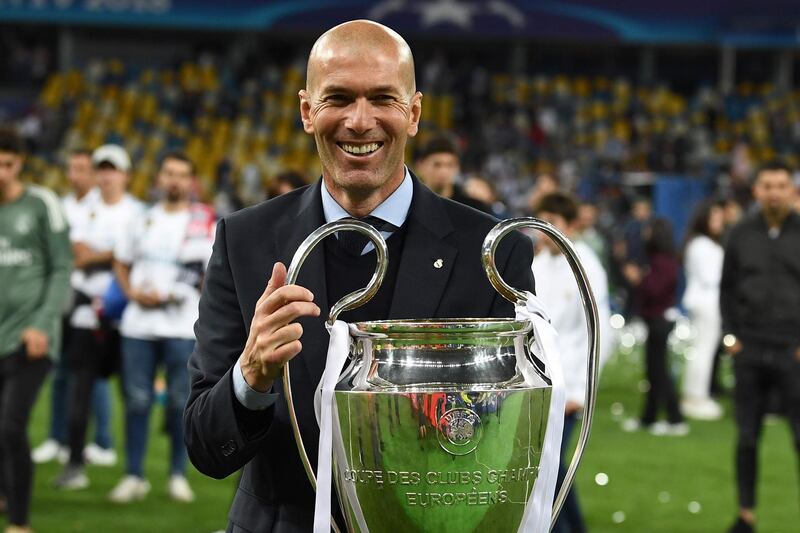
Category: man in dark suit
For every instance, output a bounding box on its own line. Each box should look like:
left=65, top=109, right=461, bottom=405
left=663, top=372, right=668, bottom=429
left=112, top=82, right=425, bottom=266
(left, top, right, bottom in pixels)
left=184, top=20, right=535, bottom=532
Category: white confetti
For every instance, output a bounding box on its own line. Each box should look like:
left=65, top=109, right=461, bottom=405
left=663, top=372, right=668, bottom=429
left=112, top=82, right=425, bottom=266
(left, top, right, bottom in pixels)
left=688, top=501, right=701, bottom=514
left=612, top=511, right=626, bottom=524
left=595, top=473, right=609, bottom=486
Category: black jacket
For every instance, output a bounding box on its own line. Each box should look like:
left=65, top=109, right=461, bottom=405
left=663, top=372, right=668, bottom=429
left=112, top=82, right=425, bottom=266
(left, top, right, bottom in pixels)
left=720, top=210, right=800, bottom=348
left=183, top=174, right=535, bottom=532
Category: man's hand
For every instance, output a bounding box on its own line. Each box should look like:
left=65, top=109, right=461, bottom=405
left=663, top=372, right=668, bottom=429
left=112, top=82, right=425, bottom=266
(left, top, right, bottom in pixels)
left=130, top=289, right=164, bottom=308
left=565, top=400, right=582, bottom=416
left=21, top=328, right=49, bottom=359
left=622, top=263, right=642, bottom=286
left=73, top=242, right=93, bottom=270
left=239, top=262, right=321, bottom=392
left=724, top=335, right=743, bottom=356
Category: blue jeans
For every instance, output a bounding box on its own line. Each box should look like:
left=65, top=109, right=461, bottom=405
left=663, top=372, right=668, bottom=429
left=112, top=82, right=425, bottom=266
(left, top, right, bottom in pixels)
left=121, top=336, right=194, bottom=477
left=49, top=354, right=113, bottom=449
left=553, top=412, right=586, bottom=533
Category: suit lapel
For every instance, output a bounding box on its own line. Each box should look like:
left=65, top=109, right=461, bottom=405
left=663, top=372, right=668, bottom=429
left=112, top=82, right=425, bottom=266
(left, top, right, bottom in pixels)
left=389, top=174, right=457, bottom=320
left=275, top=175, right=458, bottom=382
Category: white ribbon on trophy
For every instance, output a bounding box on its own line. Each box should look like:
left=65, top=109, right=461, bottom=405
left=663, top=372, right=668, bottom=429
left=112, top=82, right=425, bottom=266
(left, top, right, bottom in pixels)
left=313, top=321, right=369, bottom=533
left=516, top=292, right=566, bottom=533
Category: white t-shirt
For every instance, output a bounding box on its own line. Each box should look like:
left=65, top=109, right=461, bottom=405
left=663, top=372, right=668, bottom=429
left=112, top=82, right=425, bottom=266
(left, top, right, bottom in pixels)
left=70, top=194, right=143, bottom=329
left=115, top=203, right=216, bottom=340
left=681, top=235, right=724, bottom=315
left=62, top=188, right=101, bottom=241
left=62, top=188, right=101, bottom=314
left=532, top=240, right=613, bottom=406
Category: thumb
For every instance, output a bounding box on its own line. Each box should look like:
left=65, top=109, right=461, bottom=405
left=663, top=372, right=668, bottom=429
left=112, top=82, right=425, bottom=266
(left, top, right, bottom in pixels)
left=259, top=262, right=287, bottom=304
left=271, top=262, right=287, bottom=288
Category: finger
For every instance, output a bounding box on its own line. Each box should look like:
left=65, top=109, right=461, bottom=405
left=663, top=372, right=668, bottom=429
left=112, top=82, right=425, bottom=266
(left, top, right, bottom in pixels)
left=266, top=323, right=304, bottom=352
left=261, top=285, right=316, bottom=315
left=256, top=262, right=287, bottom=308
left=263, top=301, right=320, bottom=331
left=269, top=340, right=303, bottom=366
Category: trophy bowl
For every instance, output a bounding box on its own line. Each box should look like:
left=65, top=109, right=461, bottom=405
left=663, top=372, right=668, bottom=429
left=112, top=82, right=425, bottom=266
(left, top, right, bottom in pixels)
left=284, top=218, right=600, bottom=533
left=333, top=317, right=550, bottom=532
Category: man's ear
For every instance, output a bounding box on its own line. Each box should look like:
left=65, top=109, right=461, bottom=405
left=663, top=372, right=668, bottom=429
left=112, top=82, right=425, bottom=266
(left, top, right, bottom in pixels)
left=299, top=89, right=314, bottom=134
left=407, top=91, right=423, bottom=137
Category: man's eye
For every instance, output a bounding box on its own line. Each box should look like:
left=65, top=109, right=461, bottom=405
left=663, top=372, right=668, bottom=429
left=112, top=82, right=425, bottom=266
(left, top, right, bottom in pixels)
left=372, top=95, right=394, bottom=102
left=325, top=95, right=349, bottom=103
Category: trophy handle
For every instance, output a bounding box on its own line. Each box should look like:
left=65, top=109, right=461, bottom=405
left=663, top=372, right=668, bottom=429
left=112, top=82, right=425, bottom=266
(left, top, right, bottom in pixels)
left=283, top=220, right=389, bottom=532
left=481, top=217, right=600, bottom=530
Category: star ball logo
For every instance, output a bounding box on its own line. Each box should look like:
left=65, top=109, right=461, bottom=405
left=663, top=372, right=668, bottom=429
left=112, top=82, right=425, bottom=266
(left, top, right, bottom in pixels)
left=369, top=0, right=525, bottom=30
left=437, top=407, right=483, bottom=455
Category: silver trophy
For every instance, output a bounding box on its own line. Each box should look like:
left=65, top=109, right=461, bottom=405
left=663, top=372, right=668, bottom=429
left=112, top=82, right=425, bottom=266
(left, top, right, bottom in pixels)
left=284, top=218, right=600, bottom=532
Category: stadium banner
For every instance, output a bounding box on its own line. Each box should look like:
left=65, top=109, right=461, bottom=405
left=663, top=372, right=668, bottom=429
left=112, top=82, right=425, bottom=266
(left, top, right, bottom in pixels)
left=1, top=0, right=799, bottom=45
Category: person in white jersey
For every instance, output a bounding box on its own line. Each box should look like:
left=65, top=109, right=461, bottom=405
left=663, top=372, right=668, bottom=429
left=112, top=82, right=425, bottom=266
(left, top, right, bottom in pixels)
left=532, top=192, right=613, bottom=533
left=111, top=152, right=215, bottom=503
left=33, top=148, right=116, bottom=467
left=54, top=145, right=142, bottom=490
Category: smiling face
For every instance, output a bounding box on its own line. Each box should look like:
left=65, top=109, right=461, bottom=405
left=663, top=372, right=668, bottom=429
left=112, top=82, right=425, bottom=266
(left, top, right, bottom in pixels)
left=299, top=21, right=422, bottom=215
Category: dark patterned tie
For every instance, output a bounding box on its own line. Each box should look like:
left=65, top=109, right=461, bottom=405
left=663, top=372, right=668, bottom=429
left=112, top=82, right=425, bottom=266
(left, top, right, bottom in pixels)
left=336, top=216, right=393, bottom=256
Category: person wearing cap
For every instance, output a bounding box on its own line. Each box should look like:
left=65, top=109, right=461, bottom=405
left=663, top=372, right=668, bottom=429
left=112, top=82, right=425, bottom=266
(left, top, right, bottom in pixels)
left=0, top=126, right=72, bottom=533
left=110, top=152, right=215, bottom=503
left=53, top=144, right=143, bottom=491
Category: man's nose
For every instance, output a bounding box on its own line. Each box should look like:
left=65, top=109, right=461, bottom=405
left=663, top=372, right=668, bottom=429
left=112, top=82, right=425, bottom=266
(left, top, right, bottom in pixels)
left=345, top=97, right=375, bottom=133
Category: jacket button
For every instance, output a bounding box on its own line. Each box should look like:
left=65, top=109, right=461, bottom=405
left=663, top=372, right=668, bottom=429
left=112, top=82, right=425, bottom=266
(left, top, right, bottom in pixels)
left=221, top=440, right=237, bottom=457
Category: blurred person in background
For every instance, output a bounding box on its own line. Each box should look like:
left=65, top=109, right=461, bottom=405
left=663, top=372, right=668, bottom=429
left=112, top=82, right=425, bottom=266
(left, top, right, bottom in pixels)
left=533, top=192, right=613, bottom=533
left=622, top=218, right=687, bottom=436
left=575, top=200, right=609, bottom=268
left=622, top=196, right=653, bottom=267
left=526, top=172, right=559, bottom=215
left=54, top=145, right=141, bottom=490
left=721, top=197, right=743, bottom=243
left=268, top=169, right=308, bottom=198
left=707, top=195, right=745, bottom=398
left=415, top=134, right=492, bottom=214
left=464, top=175, right=512, bottom=218
left=33, top=148, right=117, bottom=468
left=720, top=162, right=800, bottom=533
left=0, top=126, right=72, bottom=533
left=613, top=196, right=653, bottom=318
left=680, top=200, right=726, bottom=421
left=111, top=152, right=215, bottom=504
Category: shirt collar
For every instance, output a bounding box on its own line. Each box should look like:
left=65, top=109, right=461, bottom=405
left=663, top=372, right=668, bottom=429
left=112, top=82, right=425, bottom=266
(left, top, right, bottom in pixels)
left=320, top=167, right=412, bottom=228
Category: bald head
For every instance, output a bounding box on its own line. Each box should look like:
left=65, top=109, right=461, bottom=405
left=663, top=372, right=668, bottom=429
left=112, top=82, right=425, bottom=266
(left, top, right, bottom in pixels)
left=306, top=19, right=416, bottom=98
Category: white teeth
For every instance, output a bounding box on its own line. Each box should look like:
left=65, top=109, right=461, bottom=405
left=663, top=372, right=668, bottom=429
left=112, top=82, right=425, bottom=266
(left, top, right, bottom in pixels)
left=341, top=143, right=380, bottom=155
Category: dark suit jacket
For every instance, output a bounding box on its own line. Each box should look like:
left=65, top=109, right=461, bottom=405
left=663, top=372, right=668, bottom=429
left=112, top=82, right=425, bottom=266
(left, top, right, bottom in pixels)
left=184, top=175, right=535, bottom=532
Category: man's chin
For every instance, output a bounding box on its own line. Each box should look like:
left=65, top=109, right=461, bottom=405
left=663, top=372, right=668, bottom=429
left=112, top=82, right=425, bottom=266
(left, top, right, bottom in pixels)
left=329, top=169, right=383, bottom=191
